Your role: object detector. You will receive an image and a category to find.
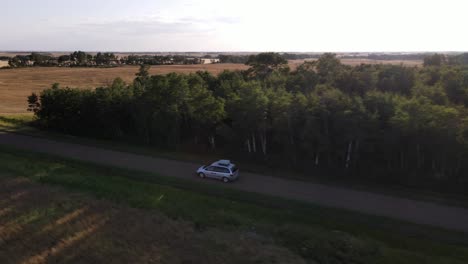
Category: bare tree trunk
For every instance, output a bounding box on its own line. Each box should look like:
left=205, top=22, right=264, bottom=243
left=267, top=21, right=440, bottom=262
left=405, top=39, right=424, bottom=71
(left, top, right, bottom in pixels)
left=287, top=115, right=294, bottom=146
left=456, top=154, right=462, bottom=180
left=315, top=151, right=320, bottom=166
left=260, top=131, right=267, bottom=156
left=416, top=144, right=421, bottom=169
left=252, top=133, right=257, bottom=153
left=421, top=151, right=425, bottom=169
left=400, top=151, right=404, bottom=170
left=208, top=136, right=216, bottom=150
left=354, top=140, right=360, bottom=167
left=246, top=139, right=251, bottom=153
left=346, top=141, right=353, bottom=169
left=441, top=152, right=446, bottom=179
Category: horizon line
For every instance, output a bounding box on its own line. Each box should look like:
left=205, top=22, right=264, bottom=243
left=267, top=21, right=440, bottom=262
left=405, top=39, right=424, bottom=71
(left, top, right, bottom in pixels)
left=1, top=50, right=467, bottom=54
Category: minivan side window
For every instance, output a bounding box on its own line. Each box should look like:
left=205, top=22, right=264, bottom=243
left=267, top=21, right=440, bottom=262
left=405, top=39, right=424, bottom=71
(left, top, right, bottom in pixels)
left=205, top=166, right=216, bottom=171
left=215, top=167, right=230, bottom=173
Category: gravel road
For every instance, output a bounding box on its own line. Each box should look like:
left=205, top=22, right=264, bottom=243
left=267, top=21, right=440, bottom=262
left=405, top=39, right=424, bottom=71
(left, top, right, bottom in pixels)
left=1, top=132, right=468, bottom=232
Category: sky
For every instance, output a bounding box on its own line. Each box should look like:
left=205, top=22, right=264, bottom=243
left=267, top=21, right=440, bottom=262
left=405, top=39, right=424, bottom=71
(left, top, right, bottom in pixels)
left=1, top=0, right=467, bottom=52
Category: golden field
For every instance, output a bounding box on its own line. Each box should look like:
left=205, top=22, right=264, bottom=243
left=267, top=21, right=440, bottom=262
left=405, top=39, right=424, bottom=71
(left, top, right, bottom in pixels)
left=0, top=61, right=9, bottom=68
left=0, top=64, right=249, bottom=113
left=0, top=59, right=422, bottom=113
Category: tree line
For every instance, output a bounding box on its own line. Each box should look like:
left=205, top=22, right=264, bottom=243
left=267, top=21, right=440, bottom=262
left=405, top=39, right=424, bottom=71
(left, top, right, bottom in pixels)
left=424, top=53, right=468, bottom=67
left=8, top=51, right=118, bottom=67
left=125, top=55, right=205, bottom=65
left=28, top=53, right=468, bottom=192
left=219, top=53, right=320, bottom=64
left=7, top=52, right=216, bottom=68
left=7, top=51, right=467, bottom=68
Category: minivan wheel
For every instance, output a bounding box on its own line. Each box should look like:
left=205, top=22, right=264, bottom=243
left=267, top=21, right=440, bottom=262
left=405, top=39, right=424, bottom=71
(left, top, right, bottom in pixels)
left=198, top=172, right=205, bottom=179
left=222, top=177, right=229, bottom=183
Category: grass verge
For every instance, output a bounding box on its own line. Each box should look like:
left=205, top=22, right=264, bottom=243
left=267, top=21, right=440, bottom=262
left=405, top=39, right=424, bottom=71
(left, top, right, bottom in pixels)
left=0, top=146, right=467, bottom=263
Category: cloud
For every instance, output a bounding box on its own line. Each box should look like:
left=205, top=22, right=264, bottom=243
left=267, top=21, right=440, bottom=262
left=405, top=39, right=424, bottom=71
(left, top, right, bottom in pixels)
left=31, top=15, right=235, bottom=51
left=178, top=16, right=240, bottom=25
left=62, top=14, right=240, bottom=39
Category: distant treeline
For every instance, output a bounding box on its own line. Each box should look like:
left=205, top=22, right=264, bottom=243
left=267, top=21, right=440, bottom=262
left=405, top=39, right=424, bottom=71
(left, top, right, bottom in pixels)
left=6, top=51, right=468, bottom=68
left=366, top=53, right=427, bottom=60
left=6, top=51, right=216, bottom=68
left=423, top=53, right=468, bottom=67
left=7, top=52, right=321, bottom=67
left=125, top=54, right=203, bottom=65
left=219, top=53, right=320, bottom=64
left=282, top=53, right=321, bottom=60
left=8, top=51, right=118, bottom=67
left=341, top=53, right=468, bottom=63
left=28, top=53, right=468, bottom=192
left=219, top=55, right=250, bottom=64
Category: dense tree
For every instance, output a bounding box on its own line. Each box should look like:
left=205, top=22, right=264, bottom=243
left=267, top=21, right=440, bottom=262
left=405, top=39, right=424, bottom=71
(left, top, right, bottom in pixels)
left=441, top=68, right=468, bottom=105
left=95, top=52, right=116, bottom=65
left=315, top=53, right=343, bottom=85
left=376, top=65, right=415, bottom=95
left=29, top=53, right=468, bottom=193
left=286, top=61, right=319, bottom=94
left=245, top=52, right=289, bottom=79
left=448, top=53, right=468, bottom=65
left=423, top=53, right=446, bottom=67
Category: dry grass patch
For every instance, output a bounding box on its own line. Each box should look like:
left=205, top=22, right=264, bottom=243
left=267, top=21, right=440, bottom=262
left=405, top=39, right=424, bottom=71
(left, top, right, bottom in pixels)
left=0, top=176, right=305, bottom=264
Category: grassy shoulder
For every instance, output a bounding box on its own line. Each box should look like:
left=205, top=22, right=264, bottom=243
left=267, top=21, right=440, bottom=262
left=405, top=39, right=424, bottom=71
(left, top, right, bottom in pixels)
left=2, top=113, right=468, bottom=209
left=0, top=113, right=35, bottom=132
left=0, top=146, right=467, bottom=263
left=0, top=176, right=305, bottom=264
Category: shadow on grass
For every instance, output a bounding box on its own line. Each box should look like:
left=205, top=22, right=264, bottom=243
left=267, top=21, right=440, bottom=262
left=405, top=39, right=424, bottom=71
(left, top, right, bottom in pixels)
left=0, top=176, right=307, bottom=264
left=0, top=116, right=25, bottom=125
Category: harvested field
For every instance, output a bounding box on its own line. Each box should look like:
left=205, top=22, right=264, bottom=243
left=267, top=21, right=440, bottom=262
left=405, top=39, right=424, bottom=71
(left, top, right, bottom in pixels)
left=0, top=64, right=249, bottom=113
left=0, top=176, right=304, bottom=264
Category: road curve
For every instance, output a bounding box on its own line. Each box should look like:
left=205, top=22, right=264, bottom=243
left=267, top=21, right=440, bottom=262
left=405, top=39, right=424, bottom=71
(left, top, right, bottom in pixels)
left=1, top=132, right=468, bottom=233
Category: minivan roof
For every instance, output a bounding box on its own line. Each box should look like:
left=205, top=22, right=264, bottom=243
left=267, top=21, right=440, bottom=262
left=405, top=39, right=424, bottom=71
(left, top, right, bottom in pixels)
left=211, top=160, right=234, bottom=168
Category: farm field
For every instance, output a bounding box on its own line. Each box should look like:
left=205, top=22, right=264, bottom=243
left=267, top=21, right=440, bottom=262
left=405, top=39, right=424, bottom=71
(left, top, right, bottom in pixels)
left=0, top=61, right=9, bottom=68
left=0, top=59, right=422, bottom=113
left=0, top=64, right=249, bottom=113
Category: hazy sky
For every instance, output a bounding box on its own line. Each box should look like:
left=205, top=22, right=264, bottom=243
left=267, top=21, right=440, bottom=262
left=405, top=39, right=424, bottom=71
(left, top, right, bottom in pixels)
left=1, top=0, right=467, bottom=52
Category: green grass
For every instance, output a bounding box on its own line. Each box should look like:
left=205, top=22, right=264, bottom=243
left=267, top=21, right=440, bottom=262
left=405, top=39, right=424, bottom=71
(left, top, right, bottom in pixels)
left=0, top=114, right=35, bottom=131
left=0, top=146, right=467, bottom=263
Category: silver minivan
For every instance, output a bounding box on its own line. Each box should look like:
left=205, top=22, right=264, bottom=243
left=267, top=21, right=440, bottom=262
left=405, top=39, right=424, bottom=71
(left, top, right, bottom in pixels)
left=196, top=160, right=239, bottom=183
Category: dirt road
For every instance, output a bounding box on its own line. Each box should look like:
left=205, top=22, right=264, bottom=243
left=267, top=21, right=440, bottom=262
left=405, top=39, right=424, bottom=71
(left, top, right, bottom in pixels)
left=1, top=132, right=468, bottom=233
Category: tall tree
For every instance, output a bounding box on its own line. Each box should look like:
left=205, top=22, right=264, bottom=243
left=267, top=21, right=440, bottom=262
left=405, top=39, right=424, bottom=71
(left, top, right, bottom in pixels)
left=245, top=52, right=289, bottom=79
